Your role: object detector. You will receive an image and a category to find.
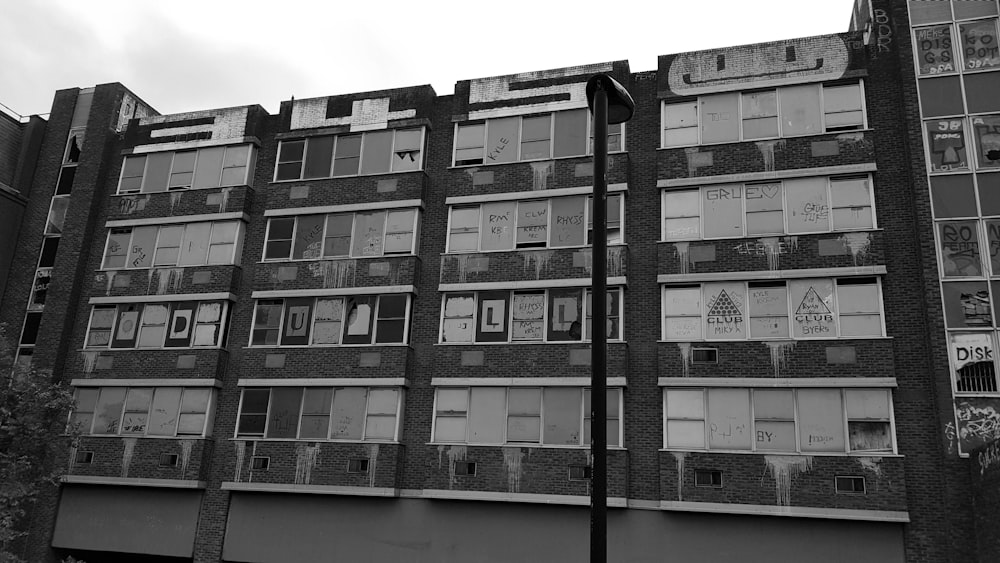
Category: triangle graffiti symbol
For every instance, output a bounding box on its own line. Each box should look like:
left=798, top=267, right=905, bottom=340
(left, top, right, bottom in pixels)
left=707, top=289, right=742, bottom=318
left=795, top=287, right=832, bottom=315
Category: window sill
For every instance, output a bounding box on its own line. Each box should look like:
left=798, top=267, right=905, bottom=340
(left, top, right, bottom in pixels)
left=448, top=151, right=628, bottom=170
left=428, top=442, right=626, bottom=451
left=659, top=448, right=901, bottom=457
left=229, top=437, right=400, bottom=444
left=96, top=264, right=241, bottom=273
left=435, top=340, right=627, bottom=346
left=113, top=183, right=251, bottom=197
left=441, top=243, right=627, bottom=256
left=269, top=170, right=424, bottom=184
left=656, top=128, right=873, bottom=150
left=658, top=228, right=883, bottom=244
left=258, top=254, right=416, bottom=265
left=79, top=347, right=226, bottom=353
left=657, top=336, right=891, bottom=343
left=243, top=343, right=410, bottom=349
left=71, top=434, right=210, bottom=440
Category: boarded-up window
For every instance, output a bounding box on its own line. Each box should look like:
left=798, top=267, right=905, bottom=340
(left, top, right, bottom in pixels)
left=434, top=388, right=469, bottom=442
left=331, top=388, right=366, bottom=439
left=512, top=292, right=545, bottom=341
left=748, top=283, right=789, bottom=339
left=455, top=124, right=485, bottom=166
left=299, top=388, right=333, bottom=439
left=744, top=183, right=784, bottom=235
left=520, top=115, right=551, bottom=160
left=312, top=298, right=344, bottom=345
left=702, top=185, right=743, bottom=239
left=333, top=135, right=362, bottom=176
left=846, top=389, right=892, bottom=452
left=543, top=388, right=581, bottom=445
left=753, top=389, right=796, bottom=451
left=468, top=388, right=505, bottom=444
left=961, top=19, right=1000, bottom=71
left=942, top=281, right=993, bottom=328
left=779, top=84, right=822, bottom=136
left=830, top=177, right=873, bottom=230
left=280, top=298, right=312, bottom=346
left=126, top=226, right=157, bottom=269
left=177, top=222, right=211, bottom=266
left=506, top=388, right=541, bottom=442
left=111, top=304, right=142, bottom=348
left=343, top=296, right=375, bottom=344
left=742, top=91, right=778, bottom=139
left=554, top=109, right=587, bottom=157
left=790, top=279, right=836, bottom=338
left=449, top=207, right=480, bottom=252
left=665, top=389, right=705, bottom=448
left=700, top=93, right=739, bottom=144
left=925, top=119, right=970, bottom=172
left=360, top=130, right=393, bottom=175
left=476, top=292, right=509, bottom=342
left=550, top=196, right=586, bottom=247
left=292, top=215, right=325, bottom=260
left=442, top=294, right=475, bottom=343
left=154, top=226, right=184, bottom=266
left=192, top=146, right=224, bottom=189
left=971, top=114, right=1000, bottom=169
left=516, top=200, right=548, bottom=247
left=121, top=388, right=152, bottom=434
left=486, top=118, right=518, bottom=164
left=480, top=202, right=515, bottom=251
left=836, top=278, right=882, bottom=337
left=950, top=332, right=998, bottom=393
left=707, top=389, right=751, bottom=450
left=663, top=101, right=699, bottom=147
left=824, top=84, right=864, bottom=130
left=352, top=211, right=386, bottom=257
left=324, top=214, right=353, bottom=257
left=797, top=389, right=845, bottom=452
left=165, top=302, right=196, bottom=348
left=364, top=389, right=398, bottom=440
left=663, top=190, right=701, bottom=240
left=916, top=24, right=957, bottom=75
left=548, top=288, right=582, bottom=341
left=137, top=305, right=168, bottom=348
left=103, top=229, right=131, bottom=269
left=142, top=152, right=172, bottom=193
left=785, top=177, right=830, bottom=233
left=704, top=283, right=745, bottom=340
left=664, top=286, right=703, bottom=340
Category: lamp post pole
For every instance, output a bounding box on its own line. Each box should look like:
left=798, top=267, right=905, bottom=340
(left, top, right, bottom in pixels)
left=586, top=73, right=633, bottom=563
left=590, top=80, right=609, bottom=563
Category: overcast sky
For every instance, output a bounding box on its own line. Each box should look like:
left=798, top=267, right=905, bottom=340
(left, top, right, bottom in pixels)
left=1, top=0, right=859, bottom=118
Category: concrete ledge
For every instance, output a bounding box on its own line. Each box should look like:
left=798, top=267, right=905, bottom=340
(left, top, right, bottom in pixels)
left=440, top=276, right=626, bottom=292
left=251, top=285, right=415, bottom=298
left=72, top=378, right=222, bottom=388
left=264, top=199, right=423, bottom=216
left=61, top=476, right=206, bottom=489
left=222, top=482, right=398, bottom=497
left=657, top=377, right=896, bottom=388
left=658, top=500, right=909, bottom=522
left=658, top=266, right=886, bottom=283
left=432, top=377, right=626, bottom=387
left=446, top=183, right=627, bottom=205
left=657, top=162, right=877, bottom=188
left=237, top=377, right=409, bottom=387
left=402, top=489, right=628, bottom=507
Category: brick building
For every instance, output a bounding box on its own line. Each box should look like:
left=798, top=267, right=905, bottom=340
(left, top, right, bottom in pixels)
left=2, top=0, right=999, bottom=561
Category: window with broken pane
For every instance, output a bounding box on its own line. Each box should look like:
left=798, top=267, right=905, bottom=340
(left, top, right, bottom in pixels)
left=264, top=208, right=417, bottom=260
left=116, top=144, right=256, bottom=193
left=249, top=294, right=410, bottom=347
left=85, top=301, right=228, bottom=350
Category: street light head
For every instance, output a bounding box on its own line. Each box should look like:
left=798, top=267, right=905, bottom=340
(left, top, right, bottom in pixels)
left=586, top=74, right=635, bottom=124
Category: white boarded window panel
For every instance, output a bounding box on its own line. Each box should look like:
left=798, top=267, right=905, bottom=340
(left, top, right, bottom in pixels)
left=664, top=287, right=703, bottom=340
left=442, top=295, right=475, bottom=343
left=516, top=200, right=548, bottom=246
left=702, top=185, right=743, bottom=239
left=785, top=177, right=830, bottom=233
left=299, top=388, right=333, bottom=439
left=435, top=388, right=469, bottom=442
left=700, top=93, right=739, bottom=144
left=790, top=279, right=837, bottom=338
left=93, top=387, right=126, bottom=435
left=666, top=389, right=706, bottom=449
left=352, top=211, right=386, bottom=257
left=506, top=388, right=541, bottom=442
left=449, top=207, right=480, bottom=252
left=331, top=387, right=366, bottom=439
left=468, top=387, right=505, bottom=444
left=779, top=84, right=822, bottom=136
left=837, top=281, right=882, bottom=336
left=707, top=388, right=751, bottom=450
left=744, top=183, right=784, bottom=235
left=704, top=282, right=746, bottom=340
left=364, top=389, right=398, bottom=440
left=544, top=388, right=582, bottom=445
left=753, top=389, right=796, bottom=451
left=127, top=226, right=157, bottom=269
left=830, top=177, right=873, bottom=230
left=512, top=293, right=545, bottom=341
left=663, top=190, right=701, bottom=240
left=550, top=196, right=586, bottom=247
left=797, top=389, right=845, bottom=452
left=748, top=285, right=789, bottom=339
left=312, top=298, right=344, bottom=345
left=154, top=226, right=184, bottom=266
left=664, top=102, right=699, bottom=147
left=384, top=209, right=416, bottom=254
left=178, top=222, right=211, bottom=266
left=480, top=201, right=516, bottom=251
left=137, top=304, right=168, bottom=348
left=178, top=388, right=210, bottom=435
left=486, top=118, right=518, bottom=164
left=147, top=387, right=182, bottom=436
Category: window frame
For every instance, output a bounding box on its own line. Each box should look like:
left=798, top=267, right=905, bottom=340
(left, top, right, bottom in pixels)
left=660, top=174, right=877, bottom=241
left=101, top=220, right=245, bottom=270
left=660, top=81, right=868, bottom=148
left=71, top=386, right=214, bottom=438
left=116, top=144, right=256, bottom=195
left=83, top=301, right=230, bottom=350
left=234, top=386, right=403, bottom=441
left=431, top=386, right=623, bottom=447
left=445, top=194, right=625, bottom=253
left=262, top=209, right=419, bottom=261
left=662, top=387, right=896, bottom=455
left=272, top=128, right=426, bottom=182
left=439, top=287, right=624, bottom=344
left=248, top=294, right=412, bottom=347
left=451, top=110, right=625, bottom=167
left=661, top=278, right=886, bottom=341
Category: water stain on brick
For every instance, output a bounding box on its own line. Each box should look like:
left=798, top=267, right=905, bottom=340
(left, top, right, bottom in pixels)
left=755, top=140, right=785, bottom=172
left=81, top=351, right=100, bottom=374
left=838, top=231, right=871, bottom=266
left=234, top=440, right=247, bottom=482
left=765, top=341, right=795, bottom=377
left=683, top=148, right=712, bottom=177
left=121, top=437, right=138, bottom=478
left=672, top=451, right=688, bottom=502
left=309, top=260, right=356, bottom=288
left=523, top=250, right=554, bottom=280
left=440, top=445, right=468, bottom=489
left=502, top=447, right=527, bottom=493
left=857, top=456, right=883, bottom=480
left=677, top=343, right=692, bottom=377
left=674, top=242, right=691, bottom=274
left=180, top=439, right=194, bottom=476
left=148, top=268, right=184, bottom=295
left=169, top=191, right=183, bottom=212
left=366, top=443, right=379, bottom=488
left=294, top=443, right=321, bottom=485
left=529, top=161, right=553, bottom=191
left=763, top=455, right=813, bottom=506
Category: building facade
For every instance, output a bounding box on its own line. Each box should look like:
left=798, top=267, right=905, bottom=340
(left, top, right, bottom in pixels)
left=2, top=0, right=999, bottom=561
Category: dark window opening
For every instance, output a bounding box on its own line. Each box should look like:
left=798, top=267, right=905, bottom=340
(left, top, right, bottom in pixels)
left=835, top=475, right=866, bottom=494
left=250, top=456, right=269, bottom=470
left=158, top=453, right=179, bottom=467
left=454, top=461, right=477, bottom=476
left=347, top=459, right=370, bottom=473
left=568, top=465, right=592, bottom=480
left=694, top=469, right=723, bottom=487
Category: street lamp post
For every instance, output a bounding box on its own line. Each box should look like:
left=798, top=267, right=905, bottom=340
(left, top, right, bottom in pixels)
left=585, top=74, right=634, bottom=563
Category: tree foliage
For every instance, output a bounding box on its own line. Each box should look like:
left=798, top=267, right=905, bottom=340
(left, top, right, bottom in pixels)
left=0, top=327, right=77, bottom=563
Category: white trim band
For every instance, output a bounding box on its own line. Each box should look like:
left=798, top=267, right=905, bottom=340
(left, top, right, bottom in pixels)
left=659, top=266, right=886, bottom=284
left=264, top=199, right=423, bottom=217
left=251, top=285, right=416, bottom=299
left=657, top=163, right=878, bottom=188
left=61, top=476, right=206, bottom=489
left=432, top=377, right=627, bottom=387
left=89, top=292, right=235, bottom=304
left=446, top=183, right=627, bottom=205
left=658, top=501, right=909, bottom=522
left=105, top=212, right=248, bottom=228
left=238, top=378, right=409, bottom=387
left=440, top=277, right=626, bottom=292
left=657, top=377, right=897, bottom=388
left=222, top=482, right=399, bottom=497
left=400, top=488, right=628, bottom=507
left=72, top=378, right=222, bottom=388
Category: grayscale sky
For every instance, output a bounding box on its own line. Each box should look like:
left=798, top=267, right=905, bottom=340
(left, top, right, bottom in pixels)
left=1, top=0, right=859, bottom=118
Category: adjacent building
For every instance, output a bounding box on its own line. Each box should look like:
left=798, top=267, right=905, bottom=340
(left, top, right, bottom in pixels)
left=2, top=0, right=999, bottom=561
